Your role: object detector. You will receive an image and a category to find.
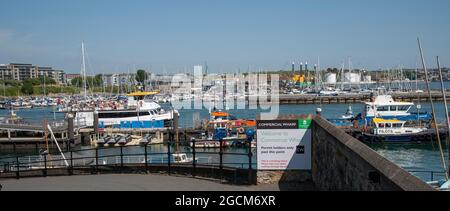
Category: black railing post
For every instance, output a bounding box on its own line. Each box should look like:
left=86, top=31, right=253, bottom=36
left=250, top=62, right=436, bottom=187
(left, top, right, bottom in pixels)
left=219, top=140, right=223, bottom=181
left=144, top=144, right=148, bottom=173
left=120, top=145, right=124, bottom=172
left=69, top=151, right=73, bottom=175
left=15, top=156, right=20, bottom=179
left=247, top=139, right=253, bottom=185
left=43, top=155, right=47, bottom=177
left=167, top=139, right=171, bottom=175
left=192, top=138, right=196, bottom=177
left=95, top=148, right=99, bottom=174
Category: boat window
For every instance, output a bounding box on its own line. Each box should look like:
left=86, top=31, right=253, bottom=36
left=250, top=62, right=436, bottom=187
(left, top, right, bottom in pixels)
left=144, top=95, right=154, bottom=102
left=377, top=106, right=388, bottom=111
left=134, top=96, right=144, bottom=101
left=98, top=112, right=151, bottom=118
left=378, top=123, right=385, bottom=128
left=389, top=106, right=397, bottom=111
left=393, top=123, right=402, bottom=128
left=174, top=156, right=181, bottom=162
left=385, top=123, right=392, bottom=128
left=398, top=106, right=409, bottom=111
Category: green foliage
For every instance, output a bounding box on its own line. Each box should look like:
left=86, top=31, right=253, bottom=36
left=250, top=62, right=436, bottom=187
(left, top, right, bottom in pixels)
left=21, top=82, right=34, bottom=95
left=71, top=76, right=103, bottom=88
left=71, top=77, right=83, bottom=87
left=2, top=80, right=21, bottom=87
left=0, top=86, right=20, bottom=97
left=34, top=85, right=78, bottom=95
left=135, top=69, right=147, bottom=84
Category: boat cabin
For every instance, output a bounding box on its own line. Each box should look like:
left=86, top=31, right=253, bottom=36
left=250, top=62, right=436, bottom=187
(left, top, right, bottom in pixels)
left=371, top=118, right=425, bottom=135
left=364, top=95, right=413, bottom=117
left=127, top=91, right=159, bottom=107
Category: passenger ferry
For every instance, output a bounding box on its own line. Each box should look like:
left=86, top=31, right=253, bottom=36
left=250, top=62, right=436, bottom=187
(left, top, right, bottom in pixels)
left=363, top=95, right=431, bottom=122
left=74, top=91, right=176, bottom=128
left=362, top=118, right=427, bottom=142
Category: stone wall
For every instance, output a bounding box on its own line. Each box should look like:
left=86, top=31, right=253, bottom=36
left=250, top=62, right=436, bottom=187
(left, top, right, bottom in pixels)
left=311, top=117, right=435, bottom=191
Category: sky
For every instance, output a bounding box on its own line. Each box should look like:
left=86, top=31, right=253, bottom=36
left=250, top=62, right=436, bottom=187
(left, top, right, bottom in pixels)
left=0, top=0, right=449, bottom=74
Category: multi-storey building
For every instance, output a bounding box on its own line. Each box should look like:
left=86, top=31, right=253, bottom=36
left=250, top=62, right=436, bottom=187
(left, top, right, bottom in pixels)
left=0, top=63, right=66, bottom=84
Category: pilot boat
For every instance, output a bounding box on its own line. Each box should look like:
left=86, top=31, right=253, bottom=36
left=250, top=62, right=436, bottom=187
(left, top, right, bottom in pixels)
left=361, top=118, right=427, bottom=143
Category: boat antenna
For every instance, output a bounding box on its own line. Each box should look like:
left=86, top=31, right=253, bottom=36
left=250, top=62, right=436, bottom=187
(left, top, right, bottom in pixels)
left=417, top=38, right=448, bottom=180
left=437, top=56, right=450, bottom=176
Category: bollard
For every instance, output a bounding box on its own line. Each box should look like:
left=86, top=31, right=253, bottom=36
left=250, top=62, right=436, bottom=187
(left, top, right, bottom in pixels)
left=316, top=107, right=322, bottom=117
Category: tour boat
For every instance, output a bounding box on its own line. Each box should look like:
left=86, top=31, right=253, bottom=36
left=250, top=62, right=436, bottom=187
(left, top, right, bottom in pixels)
left=73, top=91, right=177, bottom=128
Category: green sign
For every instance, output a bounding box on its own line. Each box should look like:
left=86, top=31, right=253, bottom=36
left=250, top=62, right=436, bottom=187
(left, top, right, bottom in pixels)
left=298, top=119, right=312, bottom=129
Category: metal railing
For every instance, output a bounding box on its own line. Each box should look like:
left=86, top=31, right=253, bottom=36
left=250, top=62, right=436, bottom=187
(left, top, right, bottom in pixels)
left=405, top=169, right=447, bottom=182
left=0, top=137, right=256, bottom=184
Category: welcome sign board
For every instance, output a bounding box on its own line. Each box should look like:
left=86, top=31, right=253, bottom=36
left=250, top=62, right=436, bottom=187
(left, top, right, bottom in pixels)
left=256, top=119, right=312, bottom=170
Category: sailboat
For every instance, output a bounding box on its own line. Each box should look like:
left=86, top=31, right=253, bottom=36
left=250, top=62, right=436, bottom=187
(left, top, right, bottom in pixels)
left=67, top=42, right=177, bottom=128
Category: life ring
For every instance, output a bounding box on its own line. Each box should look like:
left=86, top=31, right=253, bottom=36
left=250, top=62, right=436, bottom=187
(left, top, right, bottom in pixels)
left=237, top=127, right=245, bottom=134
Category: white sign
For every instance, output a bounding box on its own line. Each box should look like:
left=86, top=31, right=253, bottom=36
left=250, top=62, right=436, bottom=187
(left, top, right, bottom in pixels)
left=257, top=120, right=311, bottom=170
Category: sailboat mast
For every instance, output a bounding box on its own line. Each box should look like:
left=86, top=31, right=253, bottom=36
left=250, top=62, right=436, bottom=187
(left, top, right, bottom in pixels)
left=437, top=56, right=450, bottom=175
left=81, top=42, right=87, bottom=101
left=2, top=70, right=6, bottom=97
left=418, top=38, right=448, bottom=180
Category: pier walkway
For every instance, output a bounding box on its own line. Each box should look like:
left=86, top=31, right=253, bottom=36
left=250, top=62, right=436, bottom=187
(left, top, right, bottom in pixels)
left=0, top=174, right=314, bottom=191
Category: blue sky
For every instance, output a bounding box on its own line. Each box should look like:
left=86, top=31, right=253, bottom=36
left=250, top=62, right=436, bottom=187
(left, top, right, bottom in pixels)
left=0, top=0, right=449, bottom=74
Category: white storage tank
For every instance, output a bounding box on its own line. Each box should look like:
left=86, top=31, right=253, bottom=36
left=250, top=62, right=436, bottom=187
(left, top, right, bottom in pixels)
left=325, top=73, right=337, bottom=84
left=343, top=72, right=361, bottom=83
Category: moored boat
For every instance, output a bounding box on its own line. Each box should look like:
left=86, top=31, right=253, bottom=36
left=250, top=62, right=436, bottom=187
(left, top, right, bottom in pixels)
left=361, top=118, right=428, bottom=143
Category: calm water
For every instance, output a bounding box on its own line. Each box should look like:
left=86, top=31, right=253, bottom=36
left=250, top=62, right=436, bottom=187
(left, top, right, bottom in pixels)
left=1, top=91, right=450, bottom=182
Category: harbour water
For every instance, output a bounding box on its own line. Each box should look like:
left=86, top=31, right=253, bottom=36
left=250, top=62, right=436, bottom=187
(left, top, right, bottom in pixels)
left=1, top=98, right=450, bottom=182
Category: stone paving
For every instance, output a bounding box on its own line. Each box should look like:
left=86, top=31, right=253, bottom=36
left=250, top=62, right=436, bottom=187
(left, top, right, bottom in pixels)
left=0, top=174, right=315, bottom=191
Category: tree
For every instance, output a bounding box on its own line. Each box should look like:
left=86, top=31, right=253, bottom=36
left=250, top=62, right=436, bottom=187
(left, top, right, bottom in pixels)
left=94, top=74, right=103, bottom=87
left=21, top=82, right=34, bottom=95
left=40, top=76, right=56, bottom=85
left=135, top=69, right=147, bottom=84
left=71, top=77, right=83, bottom=87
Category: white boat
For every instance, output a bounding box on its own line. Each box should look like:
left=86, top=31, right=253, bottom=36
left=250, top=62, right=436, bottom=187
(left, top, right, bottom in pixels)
left=74, top=91, right=176, bottom=127
left=341, top=105, right=354, bottom=119
left=371, top=118, right=426, bottom=135
left=362, top=118, right=427, bottom=142
left=363, top=95, right=431, bottom=121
